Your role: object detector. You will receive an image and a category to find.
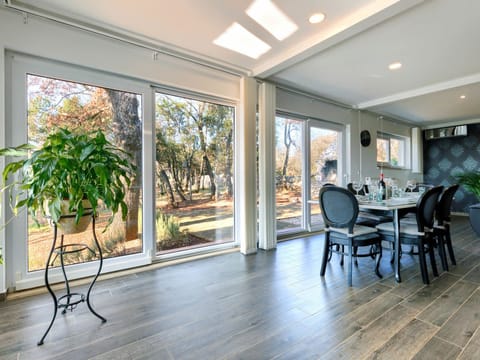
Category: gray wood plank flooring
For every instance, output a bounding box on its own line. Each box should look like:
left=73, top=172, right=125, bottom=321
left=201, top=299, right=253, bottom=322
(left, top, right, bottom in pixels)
left=1, top=216, right=480, bottom=359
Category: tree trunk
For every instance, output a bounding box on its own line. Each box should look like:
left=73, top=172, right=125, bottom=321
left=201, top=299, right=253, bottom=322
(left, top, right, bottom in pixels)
left=106, top=90, right=142, bottom=241
left=282, top=122, right=292, bottom=190
left=225, top=129, right=233, bottom=197
left=203, top=155, right=216, bottom=199
left=184, top=154, right=194, bottom=200
left=171, top=162, right=187, bottom=202
left=159, top=169, right=176, bottom=207
left=193, top=104, right=216, bottom=199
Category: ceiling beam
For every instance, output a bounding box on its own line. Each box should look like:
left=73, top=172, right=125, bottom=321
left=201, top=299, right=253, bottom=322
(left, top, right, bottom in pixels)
left=252, top=0, right=424, bottom=78
left=356, top=72, right=480, bottom=109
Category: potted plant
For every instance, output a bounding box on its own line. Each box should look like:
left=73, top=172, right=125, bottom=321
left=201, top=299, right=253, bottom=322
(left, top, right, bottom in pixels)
left=0, top=127, right=136, bottom=234
left=455, top=171, right=480, bottom=236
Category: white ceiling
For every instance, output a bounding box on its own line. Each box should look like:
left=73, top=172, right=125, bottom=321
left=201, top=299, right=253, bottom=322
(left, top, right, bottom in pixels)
left=6, top=0, right=480, bottom=126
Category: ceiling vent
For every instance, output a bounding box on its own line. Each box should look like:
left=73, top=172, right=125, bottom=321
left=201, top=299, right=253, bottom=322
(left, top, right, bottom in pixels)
left=424, top=125, right=468, bottom=140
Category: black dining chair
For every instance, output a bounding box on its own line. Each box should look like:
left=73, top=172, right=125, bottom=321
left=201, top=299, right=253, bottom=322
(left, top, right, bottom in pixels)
left=434, top=184, right=459, bottom=271
left=319, top=185, right=382, bottom=286
left=376, top=186, right=443, bottom=284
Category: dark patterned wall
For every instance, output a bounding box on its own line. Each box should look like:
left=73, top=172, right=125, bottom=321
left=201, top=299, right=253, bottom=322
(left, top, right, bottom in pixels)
left=424, top=123, right=480, bottom=213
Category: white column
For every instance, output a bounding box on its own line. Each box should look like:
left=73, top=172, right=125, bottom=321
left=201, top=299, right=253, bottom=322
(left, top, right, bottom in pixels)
left=236, top=77, right=257, bottom=254
left=258, top=82, right=277, bottom=250
left=411, top=127, right=423, bottom=173
left=0, top=48, right=6, bottom=296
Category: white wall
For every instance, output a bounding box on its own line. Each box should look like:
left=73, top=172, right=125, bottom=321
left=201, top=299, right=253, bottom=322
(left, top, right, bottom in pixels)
left=0, top=11, right=4, bottom=296
left=359, top=111, right=422, bottom=186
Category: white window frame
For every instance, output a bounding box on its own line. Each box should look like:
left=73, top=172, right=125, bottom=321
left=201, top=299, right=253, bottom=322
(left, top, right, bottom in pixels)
left=275, top=112, right=345, bottom=236
left=5, top=52, right=155, bottom=291
left=376, top=131, right=408, bottom=169
left=152, top=86, right=239, bottom=261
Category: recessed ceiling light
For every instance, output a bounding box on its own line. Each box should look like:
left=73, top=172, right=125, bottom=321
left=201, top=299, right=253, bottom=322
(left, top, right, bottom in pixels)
left=213, top=22, right=271, bottom=59
left=309, top=13, right=326, bottom=24
left=246, top=0, right=298, bottom=41
left=460, top=95, right=467, bottom=99
left=388, top=62, right=402, bottom=70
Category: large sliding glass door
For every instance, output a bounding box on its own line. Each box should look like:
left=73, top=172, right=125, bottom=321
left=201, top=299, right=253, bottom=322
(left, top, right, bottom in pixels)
left=25, top=74, right=144, bottom=272
left=275, top=116, right=304, bottom=234
left=154, top=92, right=235, bottom=255
left=308, top=121, right=341, bottom=231
left=275, top=114, right=342, bottom=235
left=7, top=53, right=152, bottom=290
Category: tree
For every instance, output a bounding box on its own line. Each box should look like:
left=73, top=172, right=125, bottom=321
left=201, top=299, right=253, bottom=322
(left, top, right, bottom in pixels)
left=156, top=96, right=198, bottom=204
left=281, top=119, right=299, bottom=190
left=189, top=102, right=216, bottom=199
left=106, top=90, right=142, bottom=241
left=155, top=95, right=234, bottom=202
left=27, top=75, right=142, bottom=242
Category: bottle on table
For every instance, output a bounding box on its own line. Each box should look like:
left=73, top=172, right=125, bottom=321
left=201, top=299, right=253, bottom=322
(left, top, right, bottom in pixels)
left=378, top=173, right=386, bottom=200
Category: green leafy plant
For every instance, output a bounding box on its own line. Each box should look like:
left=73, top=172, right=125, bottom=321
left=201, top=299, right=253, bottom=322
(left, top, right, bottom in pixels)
left=0, top=127, right=136, bottom=228
left=455, top=171, right=480, bottom=200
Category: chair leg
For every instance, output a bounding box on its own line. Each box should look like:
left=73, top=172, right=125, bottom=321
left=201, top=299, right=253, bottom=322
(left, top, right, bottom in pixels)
left=340, top=245, right=345, bottom=266
left=418, top=242, right=430, bottom=285
left=428, top=239, right=439, bottom=277
left=354, top=246, right=358, bottom=266
left=375, top=243, right=383, bottom=279
left=445, top=227, right=456, bottom=265
left=436, top=232, right=448, bottom=271
left=320, top=233, right=330, bottom=277
left=390, top=242, right=395, bottom=264
left=348, top=242, right=353, bottom=286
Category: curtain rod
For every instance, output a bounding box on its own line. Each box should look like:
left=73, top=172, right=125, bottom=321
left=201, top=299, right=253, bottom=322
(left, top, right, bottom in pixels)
left=3, top=2, right=249, bottom=78
left=274, top=84, right=354, bottom=110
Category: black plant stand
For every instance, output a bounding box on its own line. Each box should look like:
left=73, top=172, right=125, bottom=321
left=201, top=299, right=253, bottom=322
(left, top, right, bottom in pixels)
left=38, top=215, right=107, bottom=346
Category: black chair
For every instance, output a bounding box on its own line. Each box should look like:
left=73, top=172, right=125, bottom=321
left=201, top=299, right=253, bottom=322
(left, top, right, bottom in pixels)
left=319, top=185, right=382, bottom=286
left=376, top=186, right=443, bottom=284
left=434, top=184, right=459, bottom=271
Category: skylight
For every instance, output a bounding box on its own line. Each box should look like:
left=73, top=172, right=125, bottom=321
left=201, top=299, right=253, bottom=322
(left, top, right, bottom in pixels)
left=246, top=0, right=298, bottom=41
left=213, top=22, right=271, bottom=59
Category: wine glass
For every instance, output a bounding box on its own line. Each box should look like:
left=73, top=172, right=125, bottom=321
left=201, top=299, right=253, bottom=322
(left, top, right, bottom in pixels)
left=364, top=176, right=371, bottom=190
left=352, top=180, right=363, bottom=196
left=364, top=177, right=373, bottom=200
left=406, top=180, right=416, bottom=193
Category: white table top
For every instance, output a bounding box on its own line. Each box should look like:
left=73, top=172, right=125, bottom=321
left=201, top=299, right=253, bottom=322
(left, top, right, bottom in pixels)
left=358, top=197, right=418, bottom=210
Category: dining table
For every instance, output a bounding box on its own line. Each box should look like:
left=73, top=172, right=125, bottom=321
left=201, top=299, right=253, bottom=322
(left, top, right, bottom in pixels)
left=358, top=195, right=419, bottom=283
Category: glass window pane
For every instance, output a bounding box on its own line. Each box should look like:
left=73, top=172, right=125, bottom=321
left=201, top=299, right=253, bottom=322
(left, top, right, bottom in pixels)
left=310, top=126, right=338, bottom=230
left=26, top=74, right=143, bottom=272
left=154, top=93, right=234, bottom=253
left=390, top=138, right=404, bottom=166
left=376, top=138, right=389, bottom=163
left=275, top=116, right=303, bottom=234
left=310, top=127, right=338, bottom=198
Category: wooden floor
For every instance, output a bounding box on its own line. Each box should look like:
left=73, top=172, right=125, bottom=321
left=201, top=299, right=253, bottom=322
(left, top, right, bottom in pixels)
left=2, top=216, right=480, bottom=359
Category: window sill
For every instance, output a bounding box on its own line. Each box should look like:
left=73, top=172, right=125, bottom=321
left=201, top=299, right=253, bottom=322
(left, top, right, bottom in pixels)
left=376, top=163, right=407, bottom=170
